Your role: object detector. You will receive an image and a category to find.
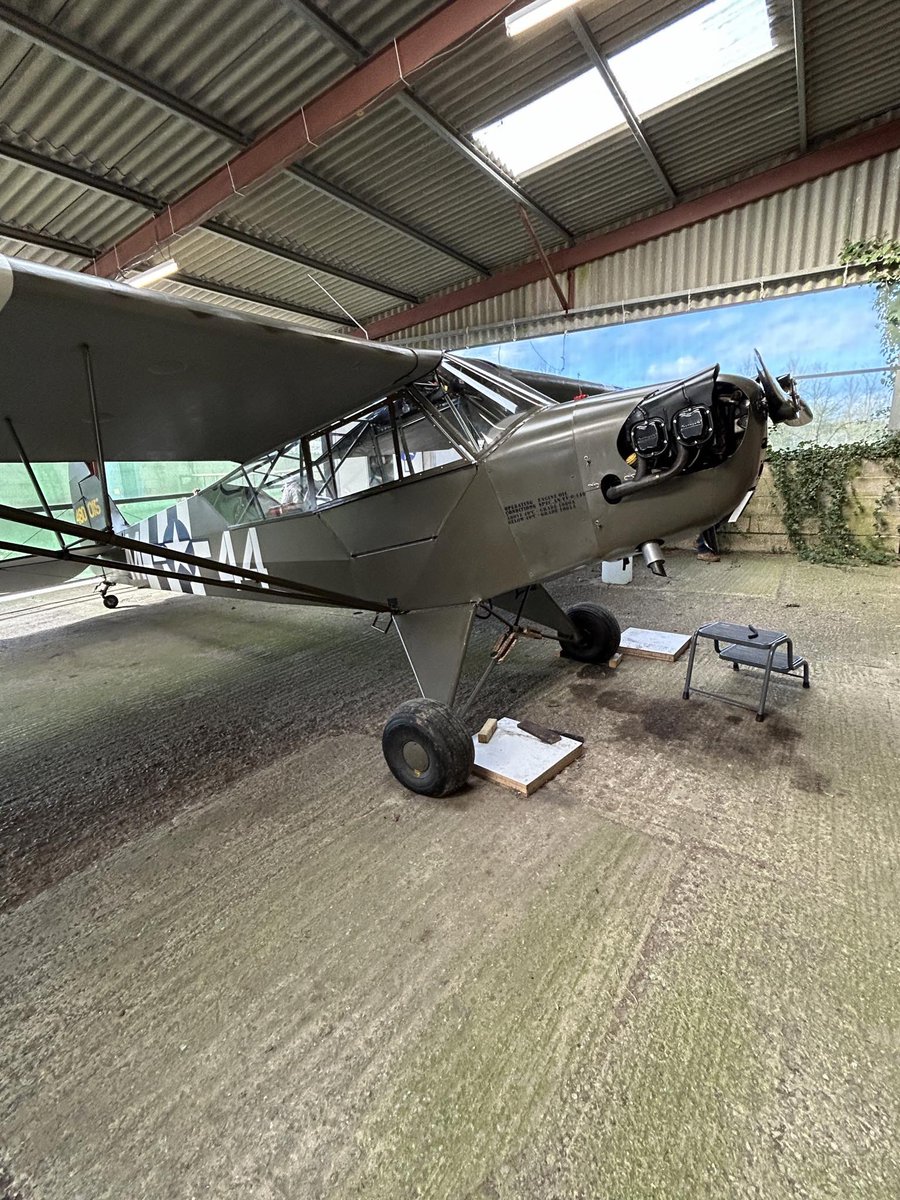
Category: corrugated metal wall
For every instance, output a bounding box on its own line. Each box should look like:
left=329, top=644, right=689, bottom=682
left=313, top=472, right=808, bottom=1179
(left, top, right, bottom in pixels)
left=392, top=146, right=900, bottom=348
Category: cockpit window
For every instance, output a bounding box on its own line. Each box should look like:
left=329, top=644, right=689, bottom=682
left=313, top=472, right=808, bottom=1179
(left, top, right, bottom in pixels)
left=201, top=358, right=546, bottom=524
left=412, top=357, right=548, bottom=454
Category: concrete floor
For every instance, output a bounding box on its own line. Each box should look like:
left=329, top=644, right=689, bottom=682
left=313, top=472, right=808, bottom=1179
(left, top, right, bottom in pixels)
left=1, top=552, right=898, bottom=1199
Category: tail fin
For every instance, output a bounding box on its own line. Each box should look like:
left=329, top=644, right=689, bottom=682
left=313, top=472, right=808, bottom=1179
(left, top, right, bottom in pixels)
left=68, top=462, right=128, bottom=534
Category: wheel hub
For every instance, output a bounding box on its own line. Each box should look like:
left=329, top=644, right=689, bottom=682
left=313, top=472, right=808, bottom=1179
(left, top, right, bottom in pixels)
left=401, top=739, right=430, bottom=776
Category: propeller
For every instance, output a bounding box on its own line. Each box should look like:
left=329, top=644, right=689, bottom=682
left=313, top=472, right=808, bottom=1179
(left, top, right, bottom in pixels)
left=754, top=349, right=813, bottom=426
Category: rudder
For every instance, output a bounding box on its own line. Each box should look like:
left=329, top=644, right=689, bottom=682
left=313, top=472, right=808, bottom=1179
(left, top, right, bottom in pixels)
left=68, top=462, right=127, bottom=534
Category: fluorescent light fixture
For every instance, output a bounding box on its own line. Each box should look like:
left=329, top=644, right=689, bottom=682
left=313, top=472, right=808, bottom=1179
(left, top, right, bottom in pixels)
left=127, top=258, right=179, bottom=288
left=505, top=0, right=581, bottom=38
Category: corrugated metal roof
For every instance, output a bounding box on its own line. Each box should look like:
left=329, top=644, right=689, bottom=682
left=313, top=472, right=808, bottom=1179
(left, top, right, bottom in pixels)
left=14, top=0, right=348, bottom=135
left=0, top=156, right=139, bottom=247
left=643, top=49, right=800, bottom=193
left=411, top=8, right=587, bottom=134
left=388, top=146, right=900, bottom=347
left=0, top=0, right=893, bottom=341
left=0, top=229, right=83, bottom=269
left=329, top=0, right=442, bottom=52
left=302, top=97, right=562, bottom=267
left=0, top=34, right=230, bottom=199
left=217, top=172, right=470, bottom=299
left=804, top=0, right=900, bottom=138
left=171, top=225, right=401, bottom=319
left=155, top=275, right=338, bottom=333
left=521, top=127, right=671, bottom=236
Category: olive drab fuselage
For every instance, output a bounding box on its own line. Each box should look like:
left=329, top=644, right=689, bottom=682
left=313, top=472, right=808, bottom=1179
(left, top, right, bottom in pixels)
left=124, top=371, right=767, bottom=613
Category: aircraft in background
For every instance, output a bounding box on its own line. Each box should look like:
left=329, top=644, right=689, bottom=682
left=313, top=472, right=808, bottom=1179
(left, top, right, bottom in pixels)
left=0, top=256, right=809, bottom=795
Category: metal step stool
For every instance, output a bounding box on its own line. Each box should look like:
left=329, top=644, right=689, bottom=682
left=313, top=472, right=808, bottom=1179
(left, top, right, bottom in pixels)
left=682, top=621, right=810, bottom=721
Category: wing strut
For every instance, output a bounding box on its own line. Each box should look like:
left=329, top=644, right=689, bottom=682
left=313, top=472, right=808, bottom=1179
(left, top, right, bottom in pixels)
left=2, top=416, right=66, bottom=550
left=81, top=343, right=114, bottom=533
left=0, top=502, right=390, bottom=612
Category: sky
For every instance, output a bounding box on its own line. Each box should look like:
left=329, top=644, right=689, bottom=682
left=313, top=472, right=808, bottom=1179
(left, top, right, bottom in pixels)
left=463, top=285, right=887, bottom=389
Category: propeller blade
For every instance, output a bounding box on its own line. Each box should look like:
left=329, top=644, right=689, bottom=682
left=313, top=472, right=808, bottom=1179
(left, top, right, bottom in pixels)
left=754, top=349, right=811, bottom=425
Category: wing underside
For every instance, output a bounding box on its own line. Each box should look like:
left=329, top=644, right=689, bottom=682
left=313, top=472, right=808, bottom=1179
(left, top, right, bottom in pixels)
left=0, top=552, right=91, bottom=596
left=0, top=256, right=441, bottom=464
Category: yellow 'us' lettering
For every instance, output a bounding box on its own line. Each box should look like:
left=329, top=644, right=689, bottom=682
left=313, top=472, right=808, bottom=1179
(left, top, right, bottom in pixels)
left=87, top=498, right=102, bottom=518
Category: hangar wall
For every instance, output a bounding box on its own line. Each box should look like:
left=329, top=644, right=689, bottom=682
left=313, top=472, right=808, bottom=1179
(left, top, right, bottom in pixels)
left=392, top=146, right=900, bottom=350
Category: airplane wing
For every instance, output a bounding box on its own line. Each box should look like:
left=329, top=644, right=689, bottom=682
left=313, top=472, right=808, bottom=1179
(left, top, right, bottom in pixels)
left=0, top=552, right=92, bottom=596
left=0, top=256, right=441, bottom=463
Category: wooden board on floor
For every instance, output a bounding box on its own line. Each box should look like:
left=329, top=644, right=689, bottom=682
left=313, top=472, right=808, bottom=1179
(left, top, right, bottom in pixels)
left=472, top=718, right=583, bottom=796
left=619, top=627, right=691, bottom=662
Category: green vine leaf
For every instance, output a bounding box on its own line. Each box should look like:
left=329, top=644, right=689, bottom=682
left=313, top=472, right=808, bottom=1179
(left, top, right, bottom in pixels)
left=840, top=236, right=900, bottom=372
left=767, top=432, right=900, bottom=565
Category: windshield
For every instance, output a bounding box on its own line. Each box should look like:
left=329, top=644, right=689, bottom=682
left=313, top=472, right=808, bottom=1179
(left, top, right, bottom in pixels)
left=411, top=357, right=549, bottom=453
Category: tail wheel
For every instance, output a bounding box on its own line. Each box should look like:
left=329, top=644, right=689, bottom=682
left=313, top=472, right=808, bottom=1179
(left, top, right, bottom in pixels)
left=382, top=699, right=474, bottom=797
left=560, top=603, right=621, bottom=664
left=102, top=593, right=119, bottom=610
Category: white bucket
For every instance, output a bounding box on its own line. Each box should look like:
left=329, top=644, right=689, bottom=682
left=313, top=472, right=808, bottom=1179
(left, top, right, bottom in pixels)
left=601, top=557, right=633, bottom=585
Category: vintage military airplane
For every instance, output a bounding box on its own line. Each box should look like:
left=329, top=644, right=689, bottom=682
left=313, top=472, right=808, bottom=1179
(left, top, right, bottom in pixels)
left=0, top=255, right=809, bottom=796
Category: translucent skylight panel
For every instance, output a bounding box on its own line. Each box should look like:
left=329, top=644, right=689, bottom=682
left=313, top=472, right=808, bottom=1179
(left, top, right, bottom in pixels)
left=609, top=0, right=774, bottom=116
left=474, top=0, right=775, bottom=178
left=473, top=69, right=624, bottom=177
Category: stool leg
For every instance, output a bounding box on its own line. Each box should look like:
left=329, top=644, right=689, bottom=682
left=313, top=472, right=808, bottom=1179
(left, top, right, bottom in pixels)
left=757, top=648, right=776, bottom=721
left=803, top=662, right=810, bottom=688
left=732, top=662, right=739, bottom=671
left=682, top=633, right=700, bottom=700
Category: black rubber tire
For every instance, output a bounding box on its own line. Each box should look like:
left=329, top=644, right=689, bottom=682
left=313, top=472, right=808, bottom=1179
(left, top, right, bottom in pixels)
left=560, top=603, right=621, bottom=664
left=382, top=698, right=474, bottom=797
left=102, top=593, right=119, bottom=609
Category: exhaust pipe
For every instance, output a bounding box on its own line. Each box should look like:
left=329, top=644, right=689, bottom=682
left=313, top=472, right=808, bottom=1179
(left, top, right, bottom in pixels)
left=640, top=540, right=667, bottom=577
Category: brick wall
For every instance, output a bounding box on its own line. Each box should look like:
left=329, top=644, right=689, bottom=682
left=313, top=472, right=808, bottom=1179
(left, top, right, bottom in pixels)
left=723, top=460, right=900, bottom=556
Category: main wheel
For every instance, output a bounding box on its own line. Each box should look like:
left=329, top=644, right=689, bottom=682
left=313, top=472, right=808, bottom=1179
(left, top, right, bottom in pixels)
left=102, top=593, right=119, bottom=609
left=382, top=699, right=474, bottom=797
left=560, top=603, right=621, bottom=664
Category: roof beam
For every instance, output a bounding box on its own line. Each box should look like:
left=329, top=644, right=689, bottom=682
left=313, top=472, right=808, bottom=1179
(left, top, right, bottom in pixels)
left=0, top=2, right=485, bottom=276
left=0, top=220, right=341, bottom=324
left=363, top=117, right=900, bottom=339
left=0, top=223, right=91, bottom=259
left=171, top=274, right=340, bottom=325
left=284, top=0, right=574, bottom=241
left=567, top=11, right=676, bottom=204
left=87, top=0, right=523, bottom=277
left=0, top=140, right=418, bottom=303
left=791, top=0, right=808, bottom=153
left=291, top=163, right=488, bottom=274
left=203, top=222, right=419, bottom=303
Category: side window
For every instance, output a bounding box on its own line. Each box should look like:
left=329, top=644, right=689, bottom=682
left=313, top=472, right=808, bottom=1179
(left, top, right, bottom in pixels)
left=307, top=394, right=466, bottom=503
left=208, top=390, right=473, bottom=524
left=393, top=393, right=465, bottom=477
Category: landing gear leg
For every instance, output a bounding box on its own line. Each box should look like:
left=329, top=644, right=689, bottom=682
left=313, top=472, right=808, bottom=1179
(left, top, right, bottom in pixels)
left=491, top=586, right=621, bottom=665
left=385, top=604, right=476, bottom=797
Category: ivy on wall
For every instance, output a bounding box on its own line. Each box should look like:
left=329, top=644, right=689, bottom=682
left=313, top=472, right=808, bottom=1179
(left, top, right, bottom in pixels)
left=767, top=433, right=900, bottom=565
left=763, top=236, right=900, bottom=565
left=840, top=236, right=900, bottom=371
